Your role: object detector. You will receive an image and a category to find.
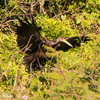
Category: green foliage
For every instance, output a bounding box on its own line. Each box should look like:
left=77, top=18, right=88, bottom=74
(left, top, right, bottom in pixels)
left=0, top=0, right=100, bottom=99
left=0, top=32, right=30, bottom=98
left=36, top=15, right=78, bottom=40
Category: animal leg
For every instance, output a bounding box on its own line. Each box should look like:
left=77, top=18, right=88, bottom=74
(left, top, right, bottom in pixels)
left=30, top=59, right=36, bottom=71
left=37, top=58, right=42, bottom=69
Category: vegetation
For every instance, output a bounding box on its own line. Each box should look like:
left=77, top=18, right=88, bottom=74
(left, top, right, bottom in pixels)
left=0, top=0, right=100, bottom=99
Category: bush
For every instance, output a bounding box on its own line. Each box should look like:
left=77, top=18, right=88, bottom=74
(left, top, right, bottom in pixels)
left=0, top=0, right=100, bottom=99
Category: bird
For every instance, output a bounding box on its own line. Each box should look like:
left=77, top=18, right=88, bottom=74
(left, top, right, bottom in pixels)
left=15, top=14, right=73, bottom=71
left=51, top=35, right=91, bottom=51
left=15, top=14, right=90, bottom=71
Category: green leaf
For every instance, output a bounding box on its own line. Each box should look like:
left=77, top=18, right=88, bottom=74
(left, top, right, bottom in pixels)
left=69, top=5, right=74, bottom=10
left=75, top=15, right=83, bottom=24
left=98, top=19, right=100, bottom=25
left=61, top=15, right=66, bottom=21
left=81, top=20, right=91, bottom=27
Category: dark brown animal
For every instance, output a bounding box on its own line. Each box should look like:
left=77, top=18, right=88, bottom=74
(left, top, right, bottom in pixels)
left=15, top=15, right=51, bottom=70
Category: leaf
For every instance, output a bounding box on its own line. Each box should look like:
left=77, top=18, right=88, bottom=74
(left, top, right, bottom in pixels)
left=61, top=15, right=66, bottom=21
left=98, top=19, right=100, bottom=25
left=75, top=15, right=83, bottom=24
left=69, top=5, right=74, bottom=10
left=81, top=20, right=91, bottom=27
